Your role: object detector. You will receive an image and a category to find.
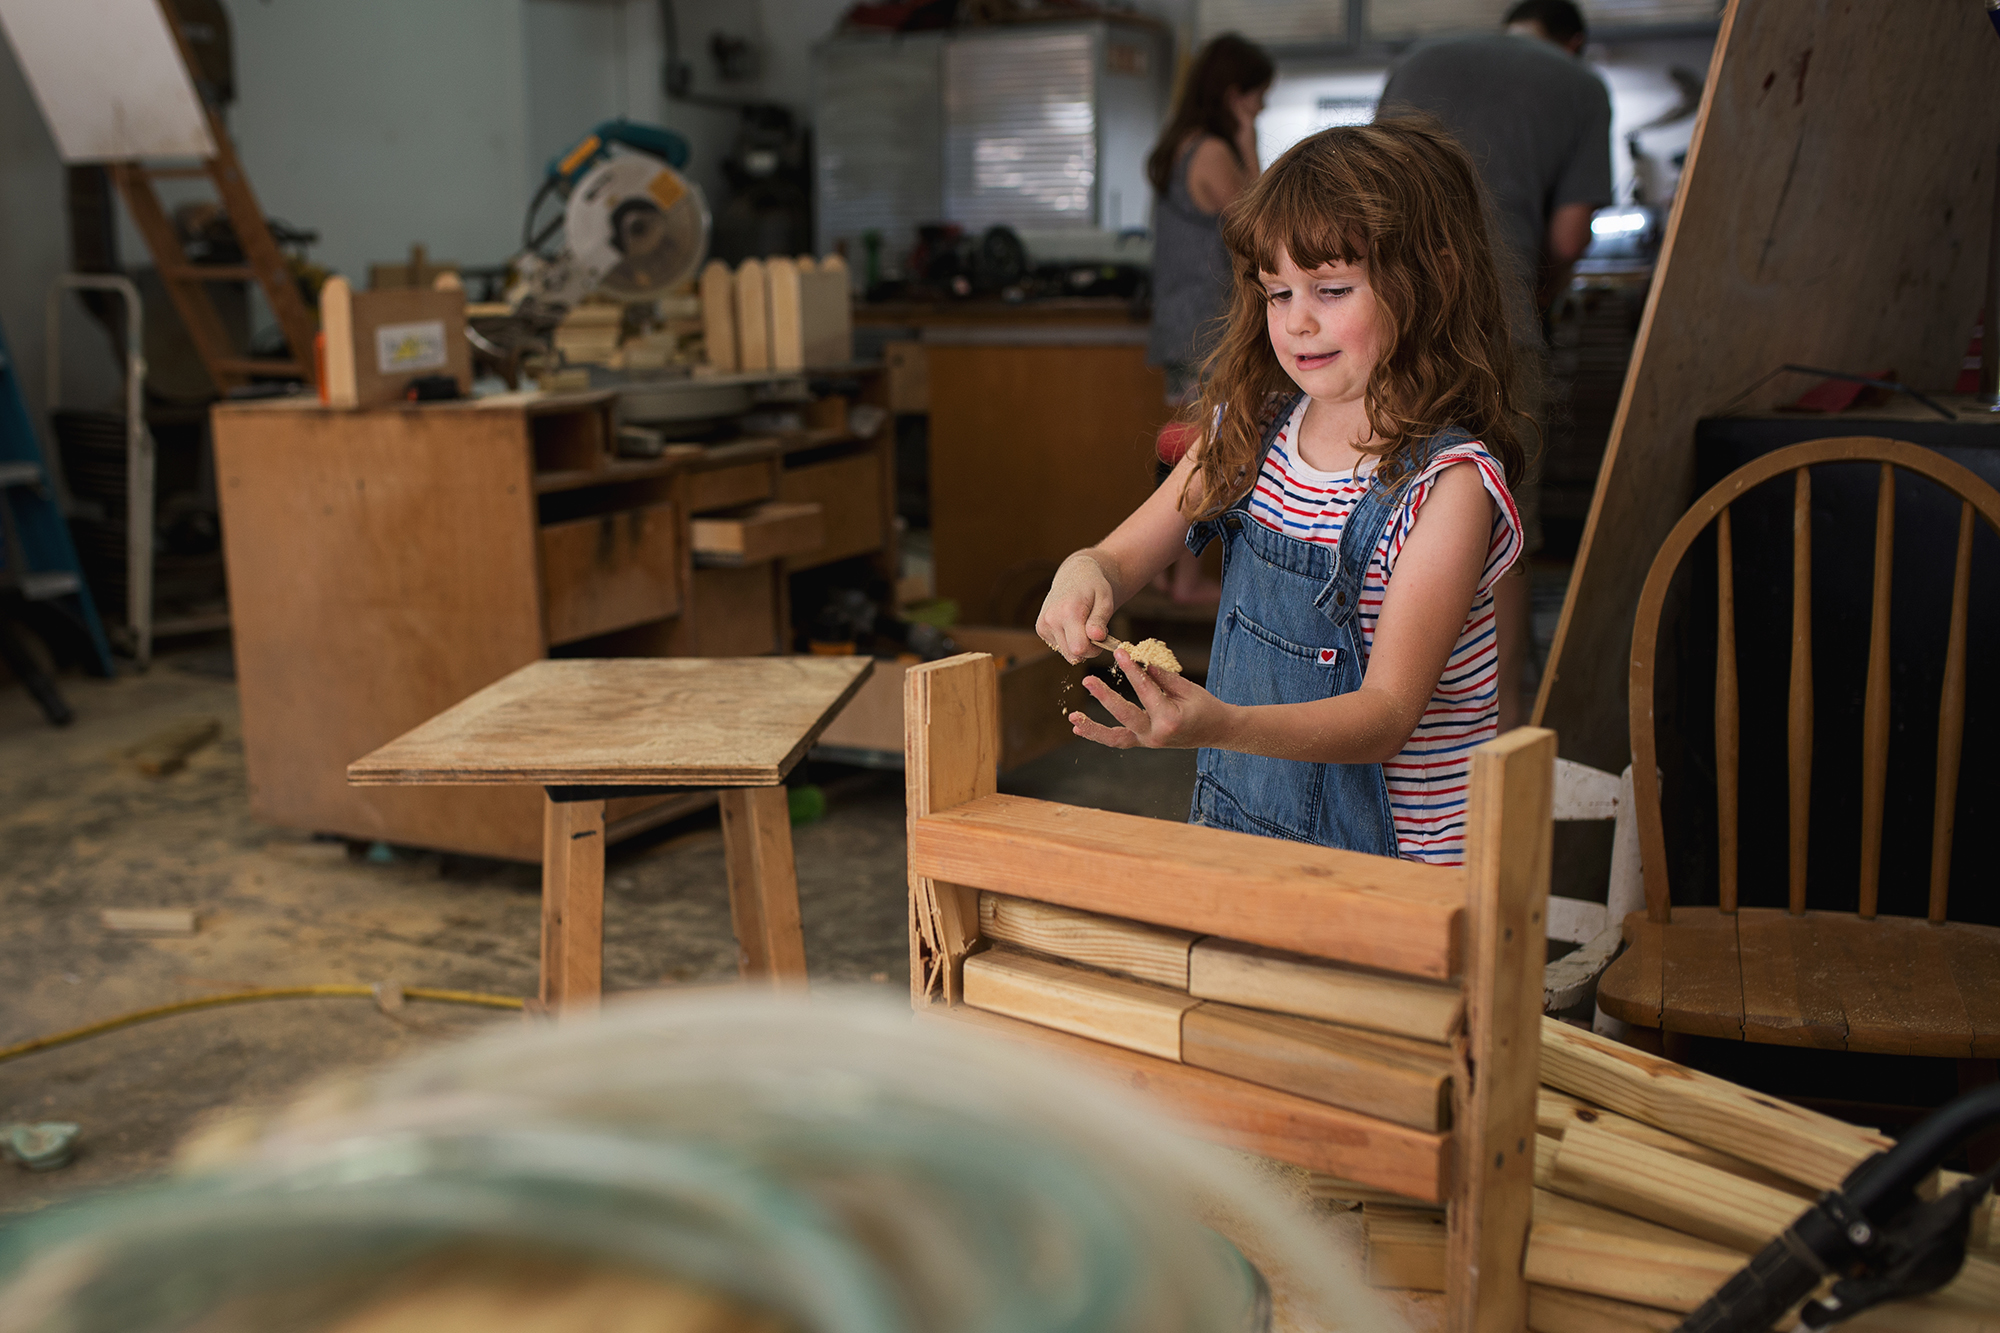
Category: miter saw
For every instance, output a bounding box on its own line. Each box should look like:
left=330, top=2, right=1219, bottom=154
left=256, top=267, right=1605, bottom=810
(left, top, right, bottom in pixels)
left=505, top=119, right=711, bottom=333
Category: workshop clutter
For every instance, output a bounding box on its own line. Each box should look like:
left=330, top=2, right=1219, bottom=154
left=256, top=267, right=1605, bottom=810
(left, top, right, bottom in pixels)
left=700, top=255, right=854, bottom=374
left=1352, top=1019, right=2000, bottom=1330
left=551, top=292, right=704, bottom=372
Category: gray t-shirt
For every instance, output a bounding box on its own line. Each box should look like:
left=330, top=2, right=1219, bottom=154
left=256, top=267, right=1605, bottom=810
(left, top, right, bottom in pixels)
left=1379, top=32, right=1612, bottom=342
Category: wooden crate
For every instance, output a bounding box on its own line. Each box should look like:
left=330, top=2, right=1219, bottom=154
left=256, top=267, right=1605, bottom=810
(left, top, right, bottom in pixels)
left=814, top=627, right=1081, bottom=772
left=905, top=652, right=1558, bottom=1331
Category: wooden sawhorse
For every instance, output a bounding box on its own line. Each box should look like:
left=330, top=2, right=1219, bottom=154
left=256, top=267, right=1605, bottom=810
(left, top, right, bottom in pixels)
left=349, top=657, right=872, bottom=1009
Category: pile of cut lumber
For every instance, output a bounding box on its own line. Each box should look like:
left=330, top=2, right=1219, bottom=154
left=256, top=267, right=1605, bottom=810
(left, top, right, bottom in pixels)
left=948, top=890, right=1999, bottom=1331
left=1345, top=1019, right=2000, bottom=1331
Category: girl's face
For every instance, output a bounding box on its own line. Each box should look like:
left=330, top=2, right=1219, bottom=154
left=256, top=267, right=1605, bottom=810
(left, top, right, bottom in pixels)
left=1261, top=247, right=1384, bottom=405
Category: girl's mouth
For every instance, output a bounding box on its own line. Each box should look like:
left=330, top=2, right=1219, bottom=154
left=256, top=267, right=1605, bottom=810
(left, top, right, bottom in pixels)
left=1295, top=351, right=1338, bottom=370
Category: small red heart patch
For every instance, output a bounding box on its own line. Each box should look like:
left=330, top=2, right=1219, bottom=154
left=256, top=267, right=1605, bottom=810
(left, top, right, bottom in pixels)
left=1318, top=649, right=1338, bottom=664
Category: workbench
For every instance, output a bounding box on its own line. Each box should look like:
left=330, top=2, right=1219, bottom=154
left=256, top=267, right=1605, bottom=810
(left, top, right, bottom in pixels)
left=213, top=379, right=895, bottom=862
left=859, top=299, right=1171, bottom=625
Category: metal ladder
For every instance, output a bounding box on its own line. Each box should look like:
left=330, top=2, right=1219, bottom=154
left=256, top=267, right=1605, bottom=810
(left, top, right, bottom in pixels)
left=0, top=313, right=115, bottom=724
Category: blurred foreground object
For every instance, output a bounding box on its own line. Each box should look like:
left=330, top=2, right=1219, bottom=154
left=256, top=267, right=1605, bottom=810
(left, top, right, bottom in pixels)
left=0, top=991, right=1403, bottom=1333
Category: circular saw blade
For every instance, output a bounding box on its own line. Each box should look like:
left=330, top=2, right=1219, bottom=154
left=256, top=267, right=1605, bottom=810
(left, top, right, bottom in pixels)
left=564, top=151, right=711, bottom=302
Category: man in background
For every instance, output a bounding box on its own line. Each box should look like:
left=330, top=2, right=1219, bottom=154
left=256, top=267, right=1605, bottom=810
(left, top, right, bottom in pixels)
left=1377, top=0, right=1613, bottom=730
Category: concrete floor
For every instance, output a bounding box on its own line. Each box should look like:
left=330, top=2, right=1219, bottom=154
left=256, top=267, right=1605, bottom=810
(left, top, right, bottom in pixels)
left=0, top=646, right=1202, bottom=1216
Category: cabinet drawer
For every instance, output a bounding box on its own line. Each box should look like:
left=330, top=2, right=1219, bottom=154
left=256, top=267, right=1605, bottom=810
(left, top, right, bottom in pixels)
left=779, top=452, right=883, bottom=569
left=539, top=502, right=681, bottom=645
left=691, top=502, right=824, bottom=566
left=687, top=461, right=774, bottom=513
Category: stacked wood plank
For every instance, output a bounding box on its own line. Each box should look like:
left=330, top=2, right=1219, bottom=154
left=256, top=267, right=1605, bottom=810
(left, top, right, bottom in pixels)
left=1337, top=1019, right=2000, bottom=1331
left=700, top=256, right=852, bottom=373
left=953, top=891, right=2000, bottom=1330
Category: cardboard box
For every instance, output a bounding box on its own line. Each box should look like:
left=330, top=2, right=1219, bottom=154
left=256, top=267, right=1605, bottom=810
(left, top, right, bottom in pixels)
left=815, top=627, right=1084, bottom=772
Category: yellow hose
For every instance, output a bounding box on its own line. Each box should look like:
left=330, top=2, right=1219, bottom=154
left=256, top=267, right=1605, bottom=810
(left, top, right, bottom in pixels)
left=0, top=985, right=525, bottom=1065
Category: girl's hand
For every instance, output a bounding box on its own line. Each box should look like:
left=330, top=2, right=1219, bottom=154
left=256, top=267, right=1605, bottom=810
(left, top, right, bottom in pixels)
left=1036, top=553, right=1118, bottom=663
left=1070, top=649, right=1236, bottom=750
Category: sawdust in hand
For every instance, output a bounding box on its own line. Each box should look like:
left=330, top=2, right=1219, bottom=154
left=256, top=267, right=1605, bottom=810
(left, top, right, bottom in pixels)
left=1122, top=638, right=1183, bottom=675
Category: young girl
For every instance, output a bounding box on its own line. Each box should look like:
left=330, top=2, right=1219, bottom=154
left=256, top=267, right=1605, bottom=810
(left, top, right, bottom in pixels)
left=1036, top=121, right=1527, bottom=867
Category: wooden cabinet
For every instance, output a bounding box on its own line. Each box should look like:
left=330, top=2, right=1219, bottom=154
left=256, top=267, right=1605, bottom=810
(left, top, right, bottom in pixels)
left=214, top=381, right=895, bottom=862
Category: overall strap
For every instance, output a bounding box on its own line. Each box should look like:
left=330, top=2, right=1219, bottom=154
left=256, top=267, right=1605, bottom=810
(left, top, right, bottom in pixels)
left=1186, top=390, right=1306, bottom=554
left=1320, top=426, right=1474, bottom=629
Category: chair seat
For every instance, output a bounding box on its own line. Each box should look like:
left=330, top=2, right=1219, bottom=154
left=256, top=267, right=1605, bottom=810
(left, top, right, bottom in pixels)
left=1597, top=907, right=2000, bottom=1058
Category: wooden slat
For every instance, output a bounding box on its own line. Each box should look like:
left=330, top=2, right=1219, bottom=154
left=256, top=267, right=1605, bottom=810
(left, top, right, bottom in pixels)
left=906, top=654, right=1000, bottom=1004
left=921, top=1003, right=1450, bottom=1201
left=978, top=893, right=1196, bottom=989
left=1736, top=907, right=1849, bottom=1049
left=1537, top=1017, right=1892, bottom=1191
left=1526, top=1285, right=1681, bottom=1333
left=1534, top=1188, right=1743, bottom=1256
left=1535, top=1088, right=1815, bottom=1199
left=1595, top=915, right=1664, bottom=1029
left=1446, top=727, right=1554, bottom=1333
left=1523, top=1224, right=1739, bottom=1315
left=1181, top=1001, right=1453, bottom=1131
left=1714, top=507, right=1739, bottom=913
left=1365, top=1210, right=1448, bottom=1291
left=1931, top=499, right=1973, bottom=923
left=1186, top=937, right=1463, bottom=1044
left=1658, top=907, right=1743, bottom=1040
left=1789, top=468, right=1814, bottom=913
left=961, top=945, right=1196, bottom=1060
left=1831, top=915, right=1974, bottom=1058
left=909, top=794, right=1465, bottom=980
left=1549, top=1121, right=1806, bottom=1252
left=1859, top=462, right=1896, bottom=919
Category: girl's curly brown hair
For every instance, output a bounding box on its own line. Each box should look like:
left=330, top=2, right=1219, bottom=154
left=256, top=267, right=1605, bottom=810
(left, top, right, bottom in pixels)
left=1184, top=118, right=1532, bottom=520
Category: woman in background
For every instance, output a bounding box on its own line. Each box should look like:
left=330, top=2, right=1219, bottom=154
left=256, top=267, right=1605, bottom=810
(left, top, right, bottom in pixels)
left=1146, top=33, right=1274, bottom=602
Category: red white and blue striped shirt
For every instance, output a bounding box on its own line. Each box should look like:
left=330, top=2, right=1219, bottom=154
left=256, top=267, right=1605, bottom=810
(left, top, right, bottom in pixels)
left=1246, top=398, right=1523, bottom=866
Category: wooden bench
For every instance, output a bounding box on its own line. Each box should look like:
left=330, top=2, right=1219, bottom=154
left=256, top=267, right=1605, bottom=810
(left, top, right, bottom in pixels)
left=903, top=652, right=1556, bottom=1332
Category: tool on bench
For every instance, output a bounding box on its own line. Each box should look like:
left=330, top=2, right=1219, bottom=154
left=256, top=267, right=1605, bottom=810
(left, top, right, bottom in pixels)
left=507, top=120, right=711, bottom=331
left=1677, top=1082, right=2000, bottom=1331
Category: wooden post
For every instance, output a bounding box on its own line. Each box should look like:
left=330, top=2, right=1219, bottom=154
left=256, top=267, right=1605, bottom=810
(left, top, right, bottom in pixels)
left=541, top=793, right=605, bottom=1010
left=719, top=785, right=809, bottom=983
left=905, top=653, right=999, bottom=1005
left=1447, top=726, right=1555, bottom=1333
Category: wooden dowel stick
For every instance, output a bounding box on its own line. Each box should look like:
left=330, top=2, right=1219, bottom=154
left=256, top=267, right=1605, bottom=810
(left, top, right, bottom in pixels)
left=1715, top=507, right=1739, bottom=914
left=1930, top=500, right=1974, bottom=924
left=1788, top=468, right=1812, bottom=916
left=1858, top=463, right=1895, bottom=919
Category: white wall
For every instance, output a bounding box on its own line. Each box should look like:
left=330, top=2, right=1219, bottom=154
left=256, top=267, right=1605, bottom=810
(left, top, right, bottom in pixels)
left=227, top=0, right=530, bottom=286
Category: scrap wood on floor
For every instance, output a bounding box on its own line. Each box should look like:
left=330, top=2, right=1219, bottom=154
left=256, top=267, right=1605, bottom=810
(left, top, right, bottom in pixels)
left=1337, top=1019, right=2000, bottom=1330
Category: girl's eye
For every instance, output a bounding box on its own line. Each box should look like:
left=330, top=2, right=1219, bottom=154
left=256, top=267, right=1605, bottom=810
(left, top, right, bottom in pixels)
left=1265, top=289, right=1290, bottom=303
left=1320, top=286, right=1353, bottom=300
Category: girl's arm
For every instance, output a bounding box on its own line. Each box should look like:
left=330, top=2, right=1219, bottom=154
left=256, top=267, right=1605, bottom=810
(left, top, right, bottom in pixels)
left=1071, top=463, right=1494, bottom=762
left=1036, top=447, right=1206, bottom=663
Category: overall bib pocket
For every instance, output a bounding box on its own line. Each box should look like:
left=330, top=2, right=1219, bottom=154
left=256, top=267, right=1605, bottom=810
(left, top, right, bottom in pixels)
left=1195, top=606, right=1347, bottom=843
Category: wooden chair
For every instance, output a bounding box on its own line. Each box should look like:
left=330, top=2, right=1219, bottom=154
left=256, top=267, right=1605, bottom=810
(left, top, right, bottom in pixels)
left=903, top=652, right=1556, bottom=1333
left=1597, top=437, right=2000, bottom=1056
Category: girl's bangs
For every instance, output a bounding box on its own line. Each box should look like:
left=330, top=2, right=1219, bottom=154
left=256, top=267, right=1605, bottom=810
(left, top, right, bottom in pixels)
left=1237, top=169, right=1368, bottom=276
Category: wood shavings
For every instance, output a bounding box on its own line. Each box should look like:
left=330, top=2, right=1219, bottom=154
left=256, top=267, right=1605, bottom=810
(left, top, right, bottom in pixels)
left=1122, top=638, right=1183, bottom=675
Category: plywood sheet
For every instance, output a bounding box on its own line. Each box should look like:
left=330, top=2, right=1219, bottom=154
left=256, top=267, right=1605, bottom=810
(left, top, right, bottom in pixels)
left=348, top=657, right=873, bottom=787
left=1536, top=0, right=2000, bottom=771
left=0, top=0, right=214, bottom=160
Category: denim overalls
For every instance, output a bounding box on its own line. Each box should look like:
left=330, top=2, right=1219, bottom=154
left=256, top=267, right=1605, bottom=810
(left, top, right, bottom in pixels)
left=1185, top=392, right=1469, bottom=855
